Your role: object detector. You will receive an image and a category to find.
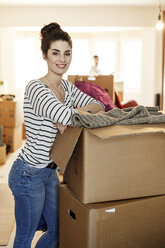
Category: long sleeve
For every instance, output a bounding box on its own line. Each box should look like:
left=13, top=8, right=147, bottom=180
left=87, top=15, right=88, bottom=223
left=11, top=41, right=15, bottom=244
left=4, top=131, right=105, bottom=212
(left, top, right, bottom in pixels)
left=25, top=80, right=77, bottom=125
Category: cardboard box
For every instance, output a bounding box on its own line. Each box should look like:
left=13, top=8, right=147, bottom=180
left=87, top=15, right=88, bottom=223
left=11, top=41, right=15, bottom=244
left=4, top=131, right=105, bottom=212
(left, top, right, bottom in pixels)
left=0, top=125, right=3, bottom=146
left=50, top=124, right=165, bottom=203
left=60, top=185, right=165, bottom=248
left=0, top=99, right=23, bottom=127
left=3, top=125, right=22, bottom=152
left=114, top=81, right=123, bottom=102
left=0, top=144, right=6, bottom=165
left=22, top=123, right=26, bottom=140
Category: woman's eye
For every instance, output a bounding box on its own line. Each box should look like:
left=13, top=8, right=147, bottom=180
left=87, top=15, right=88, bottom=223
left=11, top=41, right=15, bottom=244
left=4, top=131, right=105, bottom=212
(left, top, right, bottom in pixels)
left=65, top=53, right=71, bottom=56
left=52, top=52, right=59, bottom=55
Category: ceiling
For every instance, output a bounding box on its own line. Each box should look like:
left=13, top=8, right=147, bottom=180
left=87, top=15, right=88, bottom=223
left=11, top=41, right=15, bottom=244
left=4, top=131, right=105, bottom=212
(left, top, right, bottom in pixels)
left=0, top=0, right=164, bottom=6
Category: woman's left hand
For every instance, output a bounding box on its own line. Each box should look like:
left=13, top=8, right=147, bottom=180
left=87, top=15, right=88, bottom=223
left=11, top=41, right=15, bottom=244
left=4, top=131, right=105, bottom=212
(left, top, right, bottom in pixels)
left=54, top=123, right=67, bottom=134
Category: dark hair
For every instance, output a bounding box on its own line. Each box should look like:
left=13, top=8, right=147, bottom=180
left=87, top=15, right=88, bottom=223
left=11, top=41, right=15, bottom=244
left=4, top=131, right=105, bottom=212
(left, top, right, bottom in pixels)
left=40, top=22, right=72, bottom=55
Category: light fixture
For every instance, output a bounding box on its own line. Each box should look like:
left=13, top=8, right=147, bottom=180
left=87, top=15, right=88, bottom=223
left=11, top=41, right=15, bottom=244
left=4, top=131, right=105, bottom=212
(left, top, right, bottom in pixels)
left=156, top=0, right=164, bottom=30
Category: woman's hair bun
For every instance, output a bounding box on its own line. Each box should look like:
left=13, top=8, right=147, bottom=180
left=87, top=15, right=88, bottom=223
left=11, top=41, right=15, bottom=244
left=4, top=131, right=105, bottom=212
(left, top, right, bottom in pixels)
left=40, top=22, right=72, bottom=54
left=41, top=22, right=61, bottom=39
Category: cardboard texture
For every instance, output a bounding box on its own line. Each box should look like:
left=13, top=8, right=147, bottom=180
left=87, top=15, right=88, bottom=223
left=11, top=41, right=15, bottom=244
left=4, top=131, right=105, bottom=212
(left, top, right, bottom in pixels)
left=3, top=125, right=22, bottom=152
left=22, top=123, right=26, bottom=139
left=0, top=144, right=6, bottom=165
left=60, top=185, right=165, bottom=248
left=0, top=125, right=3, bottom=145
left=0, top=99, right=23, bottom=127
left=114, top=81, right=124, bottom=102
left=50, top=124, right=165, bottom=203
left=50, top=126, right=82, bottom=170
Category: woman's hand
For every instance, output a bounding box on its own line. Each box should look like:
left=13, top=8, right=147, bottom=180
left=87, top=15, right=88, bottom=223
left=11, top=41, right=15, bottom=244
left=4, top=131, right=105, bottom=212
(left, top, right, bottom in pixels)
left=54, top=123, right=67, bottom=134
left=76, top=109, right=90, bottom=115
left=76, top=103, right=105, bottom=114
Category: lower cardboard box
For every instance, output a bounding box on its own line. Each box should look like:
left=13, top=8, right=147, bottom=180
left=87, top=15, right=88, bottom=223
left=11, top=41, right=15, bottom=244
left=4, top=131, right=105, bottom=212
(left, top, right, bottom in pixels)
left=3, top=125, right=22, bottom=152
left=60, top=184, right=165, bottom=248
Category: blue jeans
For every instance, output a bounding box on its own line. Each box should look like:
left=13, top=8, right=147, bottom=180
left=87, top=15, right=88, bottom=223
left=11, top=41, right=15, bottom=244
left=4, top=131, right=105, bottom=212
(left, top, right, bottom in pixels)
left=8, top=159, right=60, bottom=248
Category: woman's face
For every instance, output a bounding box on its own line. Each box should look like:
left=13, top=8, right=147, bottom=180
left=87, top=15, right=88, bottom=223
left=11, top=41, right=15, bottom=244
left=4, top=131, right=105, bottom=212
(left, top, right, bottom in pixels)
left=44, top=40, right=72, bottom=76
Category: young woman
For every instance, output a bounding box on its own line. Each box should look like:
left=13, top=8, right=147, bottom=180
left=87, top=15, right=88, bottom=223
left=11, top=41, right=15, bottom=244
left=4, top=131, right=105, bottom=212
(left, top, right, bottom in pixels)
left=8, top=22, right=104, bottom=248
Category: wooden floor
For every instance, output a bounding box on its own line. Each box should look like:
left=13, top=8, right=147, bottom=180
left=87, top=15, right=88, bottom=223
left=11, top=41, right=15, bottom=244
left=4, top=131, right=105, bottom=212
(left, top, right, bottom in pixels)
left=0, top=142, right=62, bottom=248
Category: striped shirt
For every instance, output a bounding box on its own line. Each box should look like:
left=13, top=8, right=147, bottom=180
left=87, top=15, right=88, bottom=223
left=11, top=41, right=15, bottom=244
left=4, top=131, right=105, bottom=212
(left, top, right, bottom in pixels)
left=18, top=79, right=104, bottom=168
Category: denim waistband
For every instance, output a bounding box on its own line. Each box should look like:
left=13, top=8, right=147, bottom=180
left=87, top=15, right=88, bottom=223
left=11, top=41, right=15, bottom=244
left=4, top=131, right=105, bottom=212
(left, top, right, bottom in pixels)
left=46, top=162, right=57, bottom=170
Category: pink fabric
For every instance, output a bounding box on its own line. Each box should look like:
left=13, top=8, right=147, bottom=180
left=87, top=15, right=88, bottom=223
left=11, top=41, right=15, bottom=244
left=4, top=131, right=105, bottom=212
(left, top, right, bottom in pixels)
left=75, top=81, right=116, bottom=111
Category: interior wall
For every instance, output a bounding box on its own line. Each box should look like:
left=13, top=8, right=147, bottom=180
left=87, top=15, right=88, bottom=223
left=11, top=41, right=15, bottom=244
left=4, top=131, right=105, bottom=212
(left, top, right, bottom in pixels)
left=0, top=5, right=158, bottom=27
left=0, top=28, right=15, bottom=94
left=0, top=5, right=162, bottom=106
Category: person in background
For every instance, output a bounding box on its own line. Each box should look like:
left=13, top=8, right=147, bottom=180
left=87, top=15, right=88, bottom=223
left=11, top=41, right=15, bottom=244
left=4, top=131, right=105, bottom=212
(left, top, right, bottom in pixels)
left=8, top=22, right=104, bottom=248
left=89, top=55, right=102, bottom=76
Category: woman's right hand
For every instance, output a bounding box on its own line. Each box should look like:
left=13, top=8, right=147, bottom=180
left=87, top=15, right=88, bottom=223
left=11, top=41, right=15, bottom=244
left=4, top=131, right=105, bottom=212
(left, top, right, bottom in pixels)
left=54, top=123, right=67, bottom=134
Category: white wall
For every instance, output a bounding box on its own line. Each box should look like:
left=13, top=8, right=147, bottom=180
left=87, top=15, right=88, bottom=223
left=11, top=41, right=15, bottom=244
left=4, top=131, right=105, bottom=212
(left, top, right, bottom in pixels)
left=0, top=5, right=158, bottom=27
left=0, top=28, right=15, bottom=94
left=123, top=28, right=158, bottom=106
left=0, top=5, right=163, bottom=106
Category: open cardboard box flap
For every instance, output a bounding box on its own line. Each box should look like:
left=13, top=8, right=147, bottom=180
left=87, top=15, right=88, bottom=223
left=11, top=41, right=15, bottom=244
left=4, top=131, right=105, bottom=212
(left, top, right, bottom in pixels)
left=50, top=123, right=165, bottom=172
left=86, top=123, right=165, bottom=139
left=50, top=126, right=82, bottom=171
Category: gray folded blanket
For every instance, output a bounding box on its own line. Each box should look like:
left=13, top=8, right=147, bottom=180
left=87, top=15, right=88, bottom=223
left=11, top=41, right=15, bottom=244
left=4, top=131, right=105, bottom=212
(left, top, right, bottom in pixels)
left=71, top=105, right=165, bottom=129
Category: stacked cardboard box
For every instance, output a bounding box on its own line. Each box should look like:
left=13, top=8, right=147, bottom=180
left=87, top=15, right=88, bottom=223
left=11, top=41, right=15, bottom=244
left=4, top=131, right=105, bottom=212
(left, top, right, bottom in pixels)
left=50, top=124, right=165, bottom=248
left=0, top=125, right=6, bottom=165
left=0, top=143, right=6, bottom=165
left=0, top=98, right=23, bottom=152
left=60, top=185, right=165, bottom=248
left=22, top=123, right=26, bottom=140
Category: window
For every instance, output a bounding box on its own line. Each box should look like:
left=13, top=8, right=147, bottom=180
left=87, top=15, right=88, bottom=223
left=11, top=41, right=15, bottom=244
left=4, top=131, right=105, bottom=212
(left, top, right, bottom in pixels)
left=14, top=31, right=47, bottom=89
left=67, top=38, right=90, bottom=76
left=14, top=28, right=142, bottom=94
left=92, top=39, right=116, bottom=75
left=121, top=39, right=142, bottom=91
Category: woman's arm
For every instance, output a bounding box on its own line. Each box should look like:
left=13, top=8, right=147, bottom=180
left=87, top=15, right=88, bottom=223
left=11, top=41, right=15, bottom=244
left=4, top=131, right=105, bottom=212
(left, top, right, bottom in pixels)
left=76, top=102, right=104, bottom=113
left=56, top=102, right=104, bottom=134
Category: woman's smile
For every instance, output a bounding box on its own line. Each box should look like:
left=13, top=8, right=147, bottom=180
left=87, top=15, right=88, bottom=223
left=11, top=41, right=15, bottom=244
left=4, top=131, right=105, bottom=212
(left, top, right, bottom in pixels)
left=56, top=63, right=67, bottom=69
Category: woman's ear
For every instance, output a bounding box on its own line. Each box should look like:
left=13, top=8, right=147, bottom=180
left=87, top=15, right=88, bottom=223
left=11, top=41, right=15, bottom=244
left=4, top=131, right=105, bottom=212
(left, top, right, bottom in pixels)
left=42, top=53, right=47, bottom=60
